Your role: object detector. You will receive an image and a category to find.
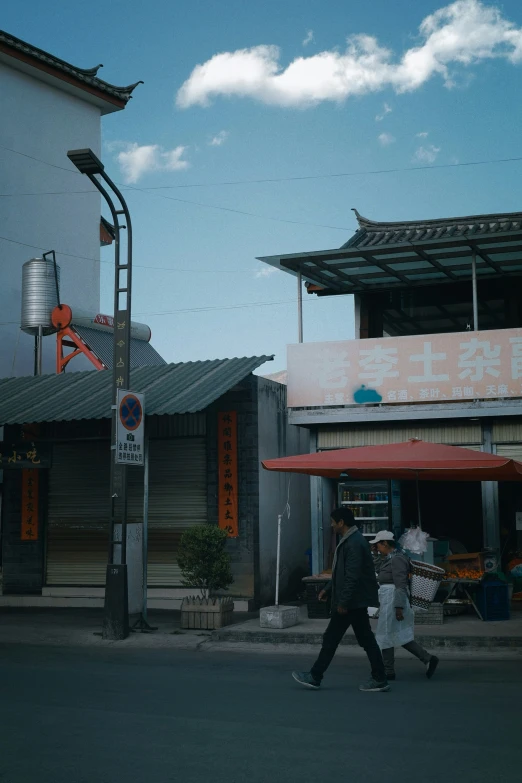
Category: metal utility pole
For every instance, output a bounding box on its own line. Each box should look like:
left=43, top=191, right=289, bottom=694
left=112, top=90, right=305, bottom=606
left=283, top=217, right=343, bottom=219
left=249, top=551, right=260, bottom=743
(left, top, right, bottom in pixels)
left=297, top=271, right=303, bottom=343
left=67, top=149, right=132, bottom=640
left=471, top=249, right=479, bottom=331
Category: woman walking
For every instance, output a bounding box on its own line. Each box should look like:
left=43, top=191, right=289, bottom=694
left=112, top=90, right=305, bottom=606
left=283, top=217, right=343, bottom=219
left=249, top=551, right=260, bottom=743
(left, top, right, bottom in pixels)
left=370, top=531, right=439, bottom=681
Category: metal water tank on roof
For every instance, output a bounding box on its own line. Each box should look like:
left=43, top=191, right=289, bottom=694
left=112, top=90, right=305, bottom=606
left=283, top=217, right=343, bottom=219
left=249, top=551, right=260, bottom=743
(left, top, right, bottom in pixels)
left=21, top=257, right=61, bottom=335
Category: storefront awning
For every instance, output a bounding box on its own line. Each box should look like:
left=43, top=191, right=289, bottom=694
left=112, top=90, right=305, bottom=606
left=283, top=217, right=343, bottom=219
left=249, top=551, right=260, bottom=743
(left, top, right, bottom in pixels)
left=0, top=355, right=272, bottom=425
left=262, top=438, right=522, bottom=481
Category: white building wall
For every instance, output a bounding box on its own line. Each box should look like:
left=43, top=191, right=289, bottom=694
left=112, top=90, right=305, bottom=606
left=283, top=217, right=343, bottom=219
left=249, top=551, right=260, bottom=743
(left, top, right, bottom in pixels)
left=0, top=62, right=101, bottom=378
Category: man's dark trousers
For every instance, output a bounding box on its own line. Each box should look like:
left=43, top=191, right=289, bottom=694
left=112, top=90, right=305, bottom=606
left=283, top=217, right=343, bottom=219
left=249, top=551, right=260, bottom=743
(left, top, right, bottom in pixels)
left=311, top=608, right=386, bottom=683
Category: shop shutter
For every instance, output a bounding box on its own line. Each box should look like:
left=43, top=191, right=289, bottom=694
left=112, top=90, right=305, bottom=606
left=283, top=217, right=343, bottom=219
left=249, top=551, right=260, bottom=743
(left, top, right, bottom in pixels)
left=495, top=444, right=522, bottom=460
left=492, top=421, right=522, bottom=443
left=46, top=438, right=207, bottom=587
left=317, top=422, right=482, bottom=449
left=47, top=441, right=110, bottom=585
left=146, top=438, right=207, bottom=586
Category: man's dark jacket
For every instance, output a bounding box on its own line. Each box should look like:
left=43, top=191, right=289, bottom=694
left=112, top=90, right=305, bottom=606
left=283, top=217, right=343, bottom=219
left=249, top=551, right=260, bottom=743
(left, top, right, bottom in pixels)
left=323, top=529, right=379, bottom=610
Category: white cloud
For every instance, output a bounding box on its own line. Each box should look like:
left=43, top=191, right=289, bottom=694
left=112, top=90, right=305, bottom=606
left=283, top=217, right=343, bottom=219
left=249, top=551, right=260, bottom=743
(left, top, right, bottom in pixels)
left=416, top=131, right=429, bottom=137
left=378, top=132, right=396, bottom=146
left=113, top=143, right=190, bottom=183
left=176, top=1, right=522, bottom=109
left=208, top=130, right=229, bottom=146
left=255, top=265, right=278, bottom=279
left=413, top=144, right=441, bottom=163
left=375, top=102, right=392, bottom=121
left=302, top=30, right=314, bottom=47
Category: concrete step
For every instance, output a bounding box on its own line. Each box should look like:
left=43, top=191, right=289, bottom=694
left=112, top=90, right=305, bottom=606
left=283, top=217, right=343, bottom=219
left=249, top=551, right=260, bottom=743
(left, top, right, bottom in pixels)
left=211, top=612, right=522, bottom=652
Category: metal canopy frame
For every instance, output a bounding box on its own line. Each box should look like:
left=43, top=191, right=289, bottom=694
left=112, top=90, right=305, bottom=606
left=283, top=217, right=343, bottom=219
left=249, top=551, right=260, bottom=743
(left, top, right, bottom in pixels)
left=259, top=231, right=522, bottom=296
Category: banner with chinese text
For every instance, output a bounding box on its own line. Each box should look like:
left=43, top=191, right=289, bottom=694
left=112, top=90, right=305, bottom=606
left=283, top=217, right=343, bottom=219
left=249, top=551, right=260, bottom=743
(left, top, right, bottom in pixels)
left=218, top=411, right=238, bottom=537
left=21, top=469, right=39, bottom=541
left=287, top=328, right=522, bottom=408
left=0, top=441, right=50, bottom=468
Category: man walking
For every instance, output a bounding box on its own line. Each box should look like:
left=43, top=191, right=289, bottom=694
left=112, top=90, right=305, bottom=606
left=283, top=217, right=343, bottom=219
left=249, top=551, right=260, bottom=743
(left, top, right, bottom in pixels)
left=292, top=507, right=389, bottom=692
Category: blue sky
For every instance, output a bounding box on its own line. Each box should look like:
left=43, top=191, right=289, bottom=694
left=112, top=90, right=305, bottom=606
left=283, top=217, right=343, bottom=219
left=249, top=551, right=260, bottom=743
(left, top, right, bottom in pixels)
left=3, top=0, right=522, bottom=371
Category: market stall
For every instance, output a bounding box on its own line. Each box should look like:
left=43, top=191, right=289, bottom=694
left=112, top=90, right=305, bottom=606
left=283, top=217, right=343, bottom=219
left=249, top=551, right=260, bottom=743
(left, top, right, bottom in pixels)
left=263, top=439, right=522, bottom=623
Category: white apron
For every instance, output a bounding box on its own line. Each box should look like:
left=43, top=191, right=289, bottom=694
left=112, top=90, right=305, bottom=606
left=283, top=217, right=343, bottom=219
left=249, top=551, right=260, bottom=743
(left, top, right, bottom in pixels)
left=375, top=584, right=415, bottom=650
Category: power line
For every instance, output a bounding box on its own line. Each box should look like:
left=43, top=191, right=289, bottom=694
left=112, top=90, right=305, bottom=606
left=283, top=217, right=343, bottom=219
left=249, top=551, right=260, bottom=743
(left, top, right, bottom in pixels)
left=140, top=155, right=522, bottom=189
left=134, top=296, right=332, bottom=317
left=123, top=181, right=351, bottom=230
left=0, top=291, right=344, bottom=326
left=0, top=143, right=351, bottom=231
left=3, top=140, right=521, bottom=191
left=0, top=143, right=81, bottom=176
left=0, top=233, right=263, bottom=273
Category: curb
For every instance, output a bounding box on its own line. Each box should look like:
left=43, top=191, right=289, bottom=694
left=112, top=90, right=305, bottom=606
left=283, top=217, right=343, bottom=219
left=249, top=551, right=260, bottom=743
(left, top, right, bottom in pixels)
left=211, top=628, right=522, bottom=652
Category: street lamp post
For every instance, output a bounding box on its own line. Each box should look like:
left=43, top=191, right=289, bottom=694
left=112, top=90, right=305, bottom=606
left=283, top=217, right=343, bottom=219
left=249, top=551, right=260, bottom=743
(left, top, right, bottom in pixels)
left=68, top=148, right=132, bottom=640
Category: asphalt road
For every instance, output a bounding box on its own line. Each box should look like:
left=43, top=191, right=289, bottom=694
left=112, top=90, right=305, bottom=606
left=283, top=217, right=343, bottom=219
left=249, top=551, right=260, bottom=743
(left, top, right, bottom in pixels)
left=0, top=644, right=519, bottom=783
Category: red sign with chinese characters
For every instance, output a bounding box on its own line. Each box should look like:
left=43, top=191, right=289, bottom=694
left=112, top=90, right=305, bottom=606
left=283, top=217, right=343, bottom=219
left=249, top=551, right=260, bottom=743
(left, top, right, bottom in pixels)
left=218, top=411, right=238, bottom=537
left=21, top=469, right=39, bottom=541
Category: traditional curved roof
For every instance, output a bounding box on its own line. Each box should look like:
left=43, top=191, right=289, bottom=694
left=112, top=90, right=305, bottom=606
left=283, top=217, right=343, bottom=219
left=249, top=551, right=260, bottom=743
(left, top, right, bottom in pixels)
left=344, top=208, right=522, bottom=249
left=0, top=30, right=142, bottom=112
left=258, top=208, right=522, bottom=296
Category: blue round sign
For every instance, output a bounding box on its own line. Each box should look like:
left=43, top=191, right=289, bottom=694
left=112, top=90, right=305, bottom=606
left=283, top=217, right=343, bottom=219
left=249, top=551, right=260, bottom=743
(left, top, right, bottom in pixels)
left=119, top=394, right=143, bottom=431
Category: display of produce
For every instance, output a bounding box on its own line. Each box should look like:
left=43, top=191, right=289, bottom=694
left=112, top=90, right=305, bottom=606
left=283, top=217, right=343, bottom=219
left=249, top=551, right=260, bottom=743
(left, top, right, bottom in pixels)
left=444, top=567, right=485, bottom=581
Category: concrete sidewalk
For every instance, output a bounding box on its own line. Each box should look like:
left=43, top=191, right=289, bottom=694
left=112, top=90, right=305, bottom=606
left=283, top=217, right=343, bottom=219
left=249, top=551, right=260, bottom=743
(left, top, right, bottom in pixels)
left=0, top=607, right=253, bottom=650
left=1, top=605, right=521, bottom=658
left=211, top=605, right=522, bottom=653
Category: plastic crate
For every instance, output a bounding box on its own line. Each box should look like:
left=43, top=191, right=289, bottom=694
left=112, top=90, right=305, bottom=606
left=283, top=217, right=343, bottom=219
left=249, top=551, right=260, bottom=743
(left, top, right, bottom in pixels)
left=413, top=602, right=444, bottom=625
left=302, top=578, right=330, bottom=619
left=475, top=580, right=510, bottom=621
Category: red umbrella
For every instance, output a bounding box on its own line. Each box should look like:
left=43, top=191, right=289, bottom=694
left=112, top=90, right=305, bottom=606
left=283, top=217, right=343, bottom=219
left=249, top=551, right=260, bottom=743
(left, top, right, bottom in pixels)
left=262, top=438, right=522, bottom=481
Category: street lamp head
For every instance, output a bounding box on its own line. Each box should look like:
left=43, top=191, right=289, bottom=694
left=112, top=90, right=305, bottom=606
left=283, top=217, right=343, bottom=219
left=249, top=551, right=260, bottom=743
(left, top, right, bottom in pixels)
left=67, top=148, right=105, bottom=175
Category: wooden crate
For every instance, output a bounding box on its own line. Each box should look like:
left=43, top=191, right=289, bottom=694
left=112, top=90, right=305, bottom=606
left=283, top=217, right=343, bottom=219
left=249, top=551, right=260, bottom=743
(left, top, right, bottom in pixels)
left=181, top=596, right=234, bottom=630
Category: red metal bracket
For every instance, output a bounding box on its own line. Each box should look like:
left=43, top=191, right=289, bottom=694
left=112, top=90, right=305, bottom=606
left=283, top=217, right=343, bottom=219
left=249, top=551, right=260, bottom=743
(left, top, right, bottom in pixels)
left=52, top=305, right=106, bottom=373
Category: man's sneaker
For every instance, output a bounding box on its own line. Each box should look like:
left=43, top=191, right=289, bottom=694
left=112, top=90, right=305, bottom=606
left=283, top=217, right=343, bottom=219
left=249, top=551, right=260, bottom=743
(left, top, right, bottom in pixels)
left=385, top=672, right=396, bottom=681
left=292, top=671, right=320, bottom=690
left=426, top=656, right=439, bottom=680
left=359, top=678, right=390, bottom=692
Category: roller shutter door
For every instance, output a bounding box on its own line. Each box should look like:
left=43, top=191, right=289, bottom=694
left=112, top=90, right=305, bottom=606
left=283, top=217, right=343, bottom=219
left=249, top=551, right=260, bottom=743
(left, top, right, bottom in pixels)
left=146, top=439, right=207, bottom=585
left=46, top=438, right=207, bottom=586
left=317, top=423, right=482, bottom=449
left=495, top=444, right=522, bottom=460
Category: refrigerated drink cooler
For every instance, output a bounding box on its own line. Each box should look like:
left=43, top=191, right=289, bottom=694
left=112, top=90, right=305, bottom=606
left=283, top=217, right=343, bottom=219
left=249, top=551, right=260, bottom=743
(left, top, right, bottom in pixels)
left=338, top=480, right=390, bottom=538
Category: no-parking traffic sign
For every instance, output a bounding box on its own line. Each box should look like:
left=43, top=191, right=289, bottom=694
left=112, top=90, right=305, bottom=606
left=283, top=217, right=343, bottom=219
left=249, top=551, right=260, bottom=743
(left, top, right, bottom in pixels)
left=116, top=389, right=145, bottom=466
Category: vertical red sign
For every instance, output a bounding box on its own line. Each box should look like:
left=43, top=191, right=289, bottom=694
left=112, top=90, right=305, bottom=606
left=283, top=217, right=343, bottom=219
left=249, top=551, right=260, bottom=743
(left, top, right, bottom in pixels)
left=218, top=411, right=238, bottom=537
left=21, top=469, right=39, bottom=541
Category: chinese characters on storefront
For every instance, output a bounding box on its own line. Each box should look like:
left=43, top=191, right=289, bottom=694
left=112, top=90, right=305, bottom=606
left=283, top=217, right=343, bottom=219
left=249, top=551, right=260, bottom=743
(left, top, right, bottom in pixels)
left=21, top=469, right=39, bottom=541
left=287, top=328, right=522, bottom=408
left=217, top=411, right=238, bottom=537
left=0, top=441, right=50, bottom=468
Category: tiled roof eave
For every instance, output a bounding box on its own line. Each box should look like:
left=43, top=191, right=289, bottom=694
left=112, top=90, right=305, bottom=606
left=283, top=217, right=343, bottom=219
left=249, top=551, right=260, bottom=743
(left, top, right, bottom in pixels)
left=349, top=208, right=522, bottom=250
left=0, top=30, right=142, bottom=105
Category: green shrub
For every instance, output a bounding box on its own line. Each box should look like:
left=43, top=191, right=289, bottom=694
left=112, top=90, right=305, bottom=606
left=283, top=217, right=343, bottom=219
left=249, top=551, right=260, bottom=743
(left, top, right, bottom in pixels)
left=177, top=525, right=233, bottom=598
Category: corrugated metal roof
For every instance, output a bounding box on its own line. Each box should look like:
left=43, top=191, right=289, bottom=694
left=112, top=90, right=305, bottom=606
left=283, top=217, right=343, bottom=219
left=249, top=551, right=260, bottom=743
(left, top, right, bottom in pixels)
left=73, top=326, right=166, bottom=369
left=0, top=356, right=273, bottom=425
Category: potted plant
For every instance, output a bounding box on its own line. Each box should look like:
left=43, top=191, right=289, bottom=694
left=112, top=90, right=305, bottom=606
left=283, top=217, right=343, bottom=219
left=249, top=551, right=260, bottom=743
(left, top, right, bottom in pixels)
left=178, top=525, right=234, bottom=630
